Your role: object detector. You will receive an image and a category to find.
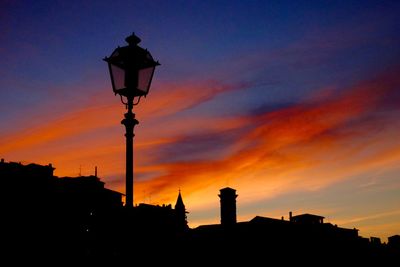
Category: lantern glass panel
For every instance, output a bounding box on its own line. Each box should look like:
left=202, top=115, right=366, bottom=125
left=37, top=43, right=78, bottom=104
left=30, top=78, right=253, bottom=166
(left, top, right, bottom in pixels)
left=138, top=66, right=155, bottom=94
left=110, top=63, right=126, bottom=92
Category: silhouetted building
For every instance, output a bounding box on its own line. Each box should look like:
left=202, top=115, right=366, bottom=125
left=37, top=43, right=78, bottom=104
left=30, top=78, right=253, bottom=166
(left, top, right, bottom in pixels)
left=219, top=187, right=237, bottom=226
left=290, top=213, right=324, bottom=224
left=370, top=236, right=382, bottom=245
left=175, top=190, right=188, bottom=230
left=118, top=191, right=189, bottom=235
left=0, top=159, right=124, bottom=261
left=0, top=159, right=123, bottom=209
left=189, top=187, right=380, bottom=265
left=133, top=203, right=177, bottom=232
left=1, top=159, right=55, bottom=196
left=0, top=158, right=55, bottom=178
left=388, top=234, right=400, bottom=249
left=57, top=175, right=123, bottom=209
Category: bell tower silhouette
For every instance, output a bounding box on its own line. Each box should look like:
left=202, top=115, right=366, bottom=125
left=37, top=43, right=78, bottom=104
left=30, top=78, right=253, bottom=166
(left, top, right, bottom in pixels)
left=219, top=187, right=238, bottom=226
left=175, top=190, right=188, bottom=230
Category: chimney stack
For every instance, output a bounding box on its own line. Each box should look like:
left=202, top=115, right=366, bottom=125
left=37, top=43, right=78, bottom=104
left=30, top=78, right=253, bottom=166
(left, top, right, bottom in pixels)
left=289, top=211, right=293, bottom=222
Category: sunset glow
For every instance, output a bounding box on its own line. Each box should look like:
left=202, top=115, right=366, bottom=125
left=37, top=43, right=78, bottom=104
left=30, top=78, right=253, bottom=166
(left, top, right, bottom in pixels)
left=1, top=1, right=399, bottom=241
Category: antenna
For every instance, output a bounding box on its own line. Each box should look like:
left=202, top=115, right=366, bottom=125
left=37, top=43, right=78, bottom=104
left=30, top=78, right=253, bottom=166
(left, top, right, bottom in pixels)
left=95, top=166, right=98, bottom=177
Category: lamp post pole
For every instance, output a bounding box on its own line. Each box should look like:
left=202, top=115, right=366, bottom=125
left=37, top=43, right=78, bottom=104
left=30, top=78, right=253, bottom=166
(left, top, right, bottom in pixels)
left=104, top=32, right=159, bottom=208
left=121, top=96, right=138, bottom=208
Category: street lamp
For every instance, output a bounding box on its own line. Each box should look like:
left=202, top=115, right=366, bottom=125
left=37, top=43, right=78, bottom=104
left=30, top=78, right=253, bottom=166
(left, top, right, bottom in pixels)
left=104, top=33, right=160, bottom=208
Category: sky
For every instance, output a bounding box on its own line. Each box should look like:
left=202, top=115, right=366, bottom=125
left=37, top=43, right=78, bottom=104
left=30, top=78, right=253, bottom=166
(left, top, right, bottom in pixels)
left=1, top=0, right=400, bottom=241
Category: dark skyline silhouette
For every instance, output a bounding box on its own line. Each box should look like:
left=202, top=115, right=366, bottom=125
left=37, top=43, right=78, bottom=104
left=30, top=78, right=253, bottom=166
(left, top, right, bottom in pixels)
left=1, top=159, right=399, bottom=264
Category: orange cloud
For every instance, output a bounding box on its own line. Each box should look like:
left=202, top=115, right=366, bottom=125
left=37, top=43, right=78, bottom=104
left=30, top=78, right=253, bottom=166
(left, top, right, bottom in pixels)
left=132, top=66, right=400, bottom=217
left=0, top=79, right=245, bottom=155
